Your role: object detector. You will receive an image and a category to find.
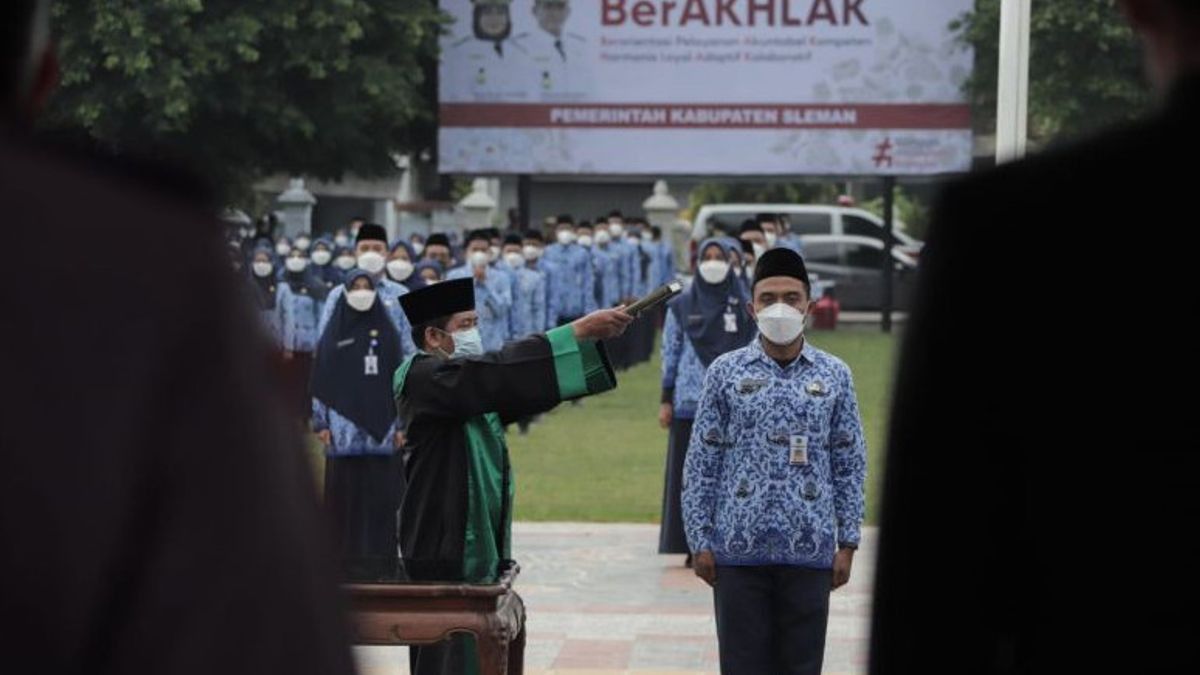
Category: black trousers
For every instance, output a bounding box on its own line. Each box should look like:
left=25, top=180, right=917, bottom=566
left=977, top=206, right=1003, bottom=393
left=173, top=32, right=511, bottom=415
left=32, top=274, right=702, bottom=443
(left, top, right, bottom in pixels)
left=714, top=565, right=832, bottom=675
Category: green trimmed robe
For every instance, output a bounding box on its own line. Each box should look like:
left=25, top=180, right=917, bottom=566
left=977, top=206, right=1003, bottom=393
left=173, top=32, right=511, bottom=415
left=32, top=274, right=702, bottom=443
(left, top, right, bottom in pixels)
left=393, top=326, right=616, bottom=675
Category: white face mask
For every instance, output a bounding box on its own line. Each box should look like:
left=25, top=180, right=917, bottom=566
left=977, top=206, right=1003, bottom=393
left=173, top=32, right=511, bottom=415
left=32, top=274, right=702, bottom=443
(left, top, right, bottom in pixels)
left=746, top=262, right=756, bottom=278
left=295, top=238, right=311, bottom=251
left=346, top=289, right=377, bottom=312
left=357, top=251, right=386, bottom=275
left=252, top=261, right=273, bottom=278
left=275, top=242, right=292, bottom=256
left=469, top=250, right=490, bottom=269
left=765, top=232, right=779, bottom=248
left=752, top=243, right=767, bottom=259
left=557, top=230, right=575, bottom=245
left=626, top=236, right=640, bottom=247
left=756, top=302, right=807, bottom=346
left=698, top=260, right=730, bottom=284
left=642, top=232, right=654, bottom=243
left=608, top=224, right=624, bottom=238
left=504, top=252, right=524, bottom=269
left=335, top=255, right=357, bottom=270
left=387, top=259, right=414, bottom=281
left=578, top=235, right=593, bottom=248
left=334, top=234, right=350, bottom=247
left=444, top=327, right=484, bottom=358
left=523, top=245, right=542, bottom=261
left=311, top=250, right=332, bottom=266
left=486, top=246, right=499, bottom=262
left=595, top=230, right=612, bottom=245
left=285, top=257, right=308, bottom=273
left=412, top=242, right=425, bottom=257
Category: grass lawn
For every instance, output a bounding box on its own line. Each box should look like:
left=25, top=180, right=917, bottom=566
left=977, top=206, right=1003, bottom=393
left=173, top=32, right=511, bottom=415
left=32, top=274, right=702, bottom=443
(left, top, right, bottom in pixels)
left=307, top=328, right=899, bottom=525
left=508, top=328, right=898, bottom=525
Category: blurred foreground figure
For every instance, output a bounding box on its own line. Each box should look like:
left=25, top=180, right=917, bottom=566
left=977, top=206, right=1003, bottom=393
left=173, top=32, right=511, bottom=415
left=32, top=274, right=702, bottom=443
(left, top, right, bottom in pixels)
left=0, top=3, right=355, bottom=674
left=872, top=1, right=1198, bottom=673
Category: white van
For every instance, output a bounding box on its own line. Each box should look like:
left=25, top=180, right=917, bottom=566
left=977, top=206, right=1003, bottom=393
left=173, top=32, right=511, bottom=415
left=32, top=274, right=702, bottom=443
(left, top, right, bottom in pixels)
left=690, top=203, right=924, bottom=258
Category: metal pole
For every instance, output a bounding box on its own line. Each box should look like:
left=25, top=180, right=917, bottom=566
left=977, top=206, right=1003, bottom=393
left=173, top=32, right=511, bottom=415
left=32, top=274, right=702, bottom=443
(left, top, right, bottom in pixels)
left=517, top=174, right=532, bottom=232
left=996, top=0, right=1032, bottom=163
left=881, top=176, right=896, bottom=334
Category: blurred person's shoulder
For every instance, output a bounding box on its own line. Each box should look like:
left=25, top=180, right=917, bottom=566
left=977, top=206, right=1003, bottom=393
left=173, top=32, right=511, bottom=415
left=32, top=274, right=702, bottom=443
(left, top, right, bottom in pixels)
left=0, top=136, right=228, bottom=301
left=940, top=75, right=1200, bottom=223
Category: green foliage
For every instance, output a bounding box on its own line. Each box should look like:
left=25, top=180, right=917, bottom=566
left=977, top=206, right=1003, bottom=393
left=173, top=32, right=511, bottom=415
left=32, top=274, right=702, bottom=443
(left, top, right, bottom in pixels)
left=43, top=0, right=444, bottom=203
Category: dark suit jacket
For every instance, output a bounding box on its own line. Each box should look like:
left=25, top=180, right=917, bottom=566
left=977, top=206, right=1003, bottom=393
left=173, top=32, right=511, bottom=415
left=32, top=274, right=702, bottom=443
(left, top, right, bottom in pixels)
left=0, top=137, right=355, bottom=675
left=870, top=74, right=1200, bottom=674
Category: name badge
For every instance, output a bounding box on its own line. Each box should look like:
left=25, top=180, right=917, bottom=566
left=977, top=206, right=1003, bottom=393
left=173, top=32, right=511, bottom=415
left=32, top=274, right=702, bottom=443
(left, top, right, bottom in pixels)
left=789, top=434, right=809, bottom=466
left=723, top=312, right=738, bottom=333
left=364, top=354, right=379, bottom=376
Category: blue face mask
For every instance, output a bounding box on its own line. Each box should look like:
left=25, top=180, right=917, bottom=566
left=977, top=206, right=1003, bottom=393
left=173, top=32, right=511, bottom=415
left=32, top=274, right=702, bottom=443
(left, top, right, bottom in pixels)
left=446, top=327, right=484, bottom=358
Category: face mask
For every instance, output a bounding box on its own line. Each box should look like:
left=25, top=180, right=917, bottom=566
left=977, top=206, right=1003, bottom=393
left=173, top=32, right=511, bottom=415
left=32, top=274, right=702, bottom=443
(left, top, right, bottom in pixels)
left=746, top=262, right=756, bottom=278
left=523, top=245, right=541, bottom=261
left=608, top=224, right=624, bottom=238
left=595, top=231, right=612, bottom=245
left=733, top=266, right=744, bottom=278
left=445, top=327, right=484, bottom=358
left=468, top=251, right=490, bottom=269
left=357, top=251, right=386, bottom=275
left=626, top=237, right=640, bottom=247
left=334, top=234, right=350, bottom=247
left=311, top=250, right=332, bottom=266
left=285, top=257, right=308, bottom=273
left=412, top=242, right=425, bottom=257
left=387, top=259, right=414, bottom=281
left=295, top=238, right=311, bottom=251
left=335, top=255, right=357, bottom=270
left=753, top=243, right=767, bottom=259
left=252, top=261, right=273, bottom=278
left=765, top=232, right=778, bottom=248
left=346, top=289, right=377, bottom=312
left=756, top=302, right=807, bottom=346
left=698, top=260, right=730, bottom=284
left=489, top=246, right=501, bottom=262
left=557, top=230, right=575, bottom=245
left=578, top=235, right=593, bottom=248
left=504, top=252, right=524, bottom=269
left=642, top=233, right=654, bottom=243
left=275, top=242, right=292, bottom=256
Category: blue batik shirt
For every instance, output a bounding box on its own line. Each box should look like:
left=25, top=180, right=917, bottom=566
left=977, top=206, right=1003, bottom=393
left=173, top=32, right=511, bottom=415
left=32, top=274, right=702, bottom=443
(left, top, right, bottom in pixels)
left=446, top=264, right=514, bottom=352
left=682, top=336, right=867, bottom=569
left=660, top=308, right=708, bottom=419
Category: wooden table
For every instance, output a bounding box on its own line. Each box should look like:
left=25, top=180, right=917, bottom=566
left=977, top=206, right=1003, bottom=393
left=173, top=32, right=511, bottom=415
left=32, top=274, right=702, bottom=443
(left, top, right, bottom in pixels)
left=344, top=564, right=526, bottom=675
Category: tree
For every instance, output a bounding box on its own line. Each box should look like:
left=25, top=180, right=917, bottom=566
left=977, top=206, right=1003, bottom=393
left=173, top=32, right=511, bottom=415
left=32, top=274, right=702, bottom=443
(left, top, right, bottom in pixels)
left=954, top=0, right=1152, bottom=144
left=42, top=0, right=443, bottom=203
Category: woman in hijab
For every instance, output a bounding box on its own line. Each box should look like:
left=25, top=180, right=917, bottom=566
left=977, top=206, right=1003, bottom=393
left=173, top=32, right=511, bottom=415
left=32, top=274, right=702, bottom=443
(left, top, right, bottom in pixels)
left=331, top=245, right=358, bottom=283
left=386, top=240, right=426, bottom=292
left=249, top=245, right=282, bottom=345
left=277, top=248, right=330, bottom=422
left=657, top=239, right=755, bottom=566
left=309, top=236, right=342, bottom=291
left=414, top=259, right=444, bottom=286
left=311, top=271, right=407, bottom=580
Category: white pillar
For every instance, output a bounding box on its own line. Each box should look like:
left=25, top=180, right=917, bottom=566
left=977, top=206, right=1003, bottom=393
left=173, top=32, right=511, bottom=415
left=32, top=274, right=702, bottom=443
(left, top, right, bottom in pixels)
left=276, top=178, right=317, bottom=238
left=996, top=0, right=1032, bottom=163
left=458, top=178, right=498, bottom=230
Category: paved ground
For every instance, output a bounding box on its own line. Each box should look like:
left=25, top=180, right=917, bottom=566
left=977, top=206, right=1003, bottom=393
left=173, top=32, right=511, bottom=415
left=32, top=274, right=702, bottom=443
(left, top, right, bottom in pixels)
left=354, top=523, right=876, bottom=674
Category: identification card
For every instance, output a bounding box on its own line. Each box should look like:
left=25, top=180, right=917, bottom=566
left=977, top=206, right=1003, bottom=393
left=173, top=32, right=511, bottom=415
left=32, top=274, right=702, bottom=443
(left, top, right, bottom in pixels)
left=724, top=312, right=738, bottom=333
left=789, top=434, right=809, bottom=466
left=364, top=354, right=379, bottom=376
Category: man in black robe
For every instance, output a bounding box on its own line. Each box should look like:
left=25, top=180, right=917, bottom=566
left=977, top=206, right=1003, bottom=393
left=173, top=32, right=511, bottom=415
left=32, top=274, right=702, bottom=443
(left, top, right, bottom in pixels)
left=0, top=3, right=354, bottom=674
left=395, top=278, right=633, bottom=674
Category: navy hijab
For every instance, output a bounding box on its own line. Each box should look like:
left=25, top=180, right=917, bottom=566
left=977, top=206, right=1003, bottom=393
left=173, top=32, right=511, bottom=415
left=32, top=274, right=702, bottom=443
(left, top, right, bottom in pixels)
left=669, top=239, right=755, bottom=367
left=310, top=271, right=403, bottom=443
left=388, top=240, right=427, bottom=292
